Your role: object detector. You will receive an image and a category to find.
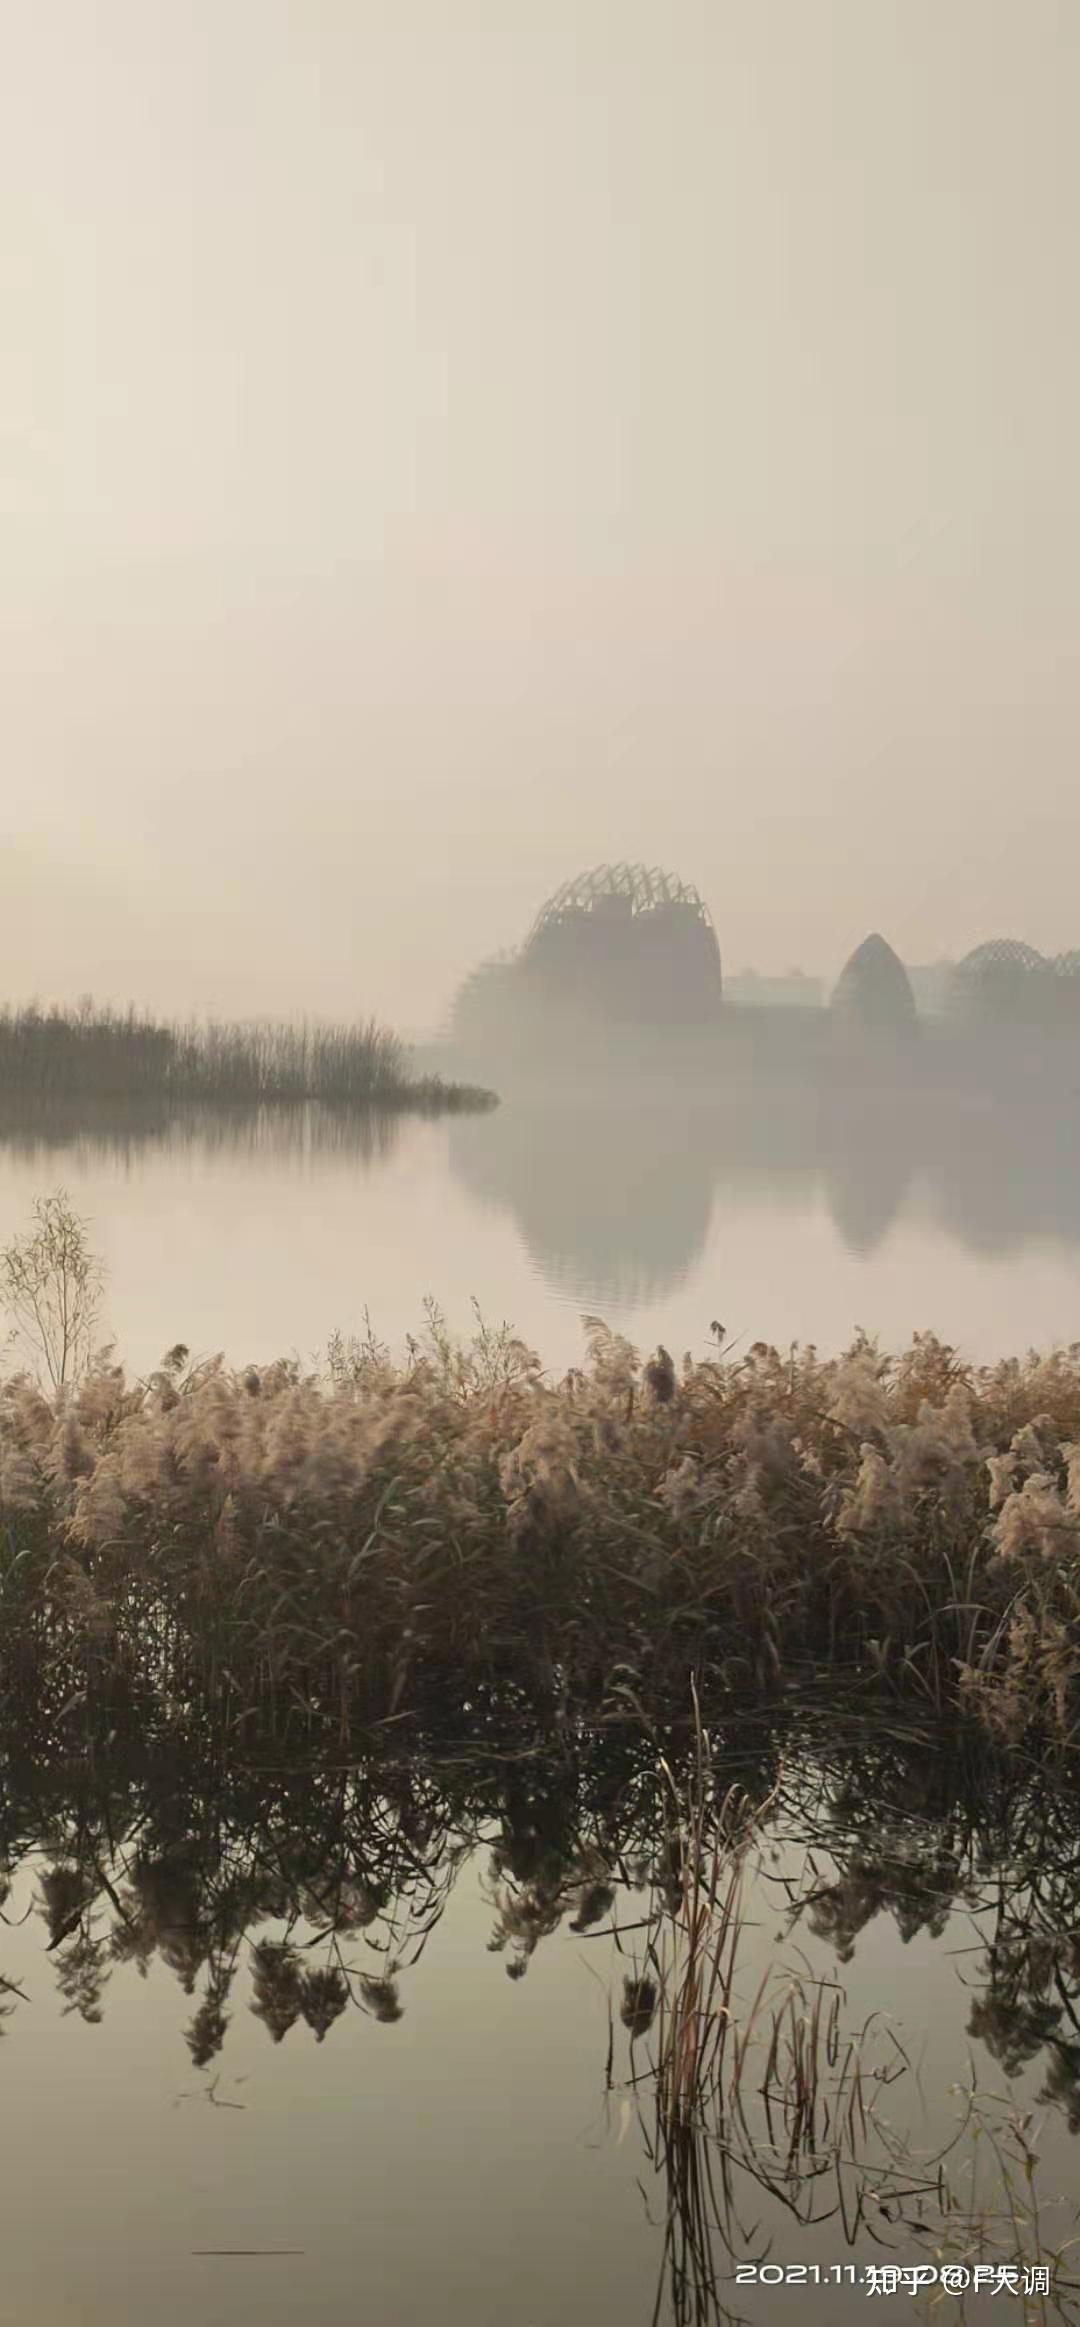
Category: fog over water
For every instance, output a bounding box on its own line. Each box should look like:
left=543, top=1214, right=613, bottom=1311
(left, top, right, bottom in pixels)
left=4, top=0, right=1080, bottom=1030
left=1, top=1063, right=1077, bottom=1380
left=5, top=12, right=1080, bottom=2322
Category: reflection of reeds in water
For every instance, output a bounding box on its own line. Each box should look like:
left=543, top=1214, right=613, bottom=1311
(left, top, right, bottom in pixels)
left=1, top=1694, right=1080, bottom=2319
left=630, top=1696, right=1077, bottom=2325
left=634, top=1692, right=775, bottom=2323
left=0, top=1095, right=409, bottom=1171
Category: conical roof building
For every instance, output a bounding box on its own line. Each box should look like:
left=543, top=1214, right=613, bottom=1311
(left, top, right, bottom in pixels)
left=830, top=934, right=918, bottom=1032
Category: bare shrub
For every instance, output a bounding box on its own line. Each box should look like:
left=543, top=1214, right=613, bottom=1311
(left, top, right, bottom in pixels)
left=0, top=1189, right=106, bottom=1390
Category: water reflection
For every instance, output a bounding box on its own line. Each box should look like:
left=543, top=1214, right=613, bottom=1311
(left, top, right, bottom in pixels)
left=3, top=1714, right=1080, bottom=2320
left=0, top=1081, right=1077, bottom=1377
left=447, top=1095, right=718, bottom=1301
left=1, top=1713, right=1079, bottom=2102
left=450, top=1077, right=1080, bottom=1293
left=821, top=1092, right=921, bottom=1255
left=0, top=1092, right=403, bottom=1170
left=0, top=1083, right=1076, bottom=1294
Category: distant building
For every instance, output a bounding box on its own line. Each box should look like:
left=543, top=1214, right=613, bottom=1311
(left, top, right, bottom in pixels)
left=830, top=934, right=918, bottom=1033
left=904, top=961, right=955, bottom=1017
left=948, top=939, right=1080, bottom=1033
left=450, top=865, right=1080, bottom=1077
left=949, top=939, right=1052, bottom=1027
left=521, top=862, right=724, bottom=1025
left=451, top=862, right=724, bottom=1047
left=725, top=969, right=824, bottom=1009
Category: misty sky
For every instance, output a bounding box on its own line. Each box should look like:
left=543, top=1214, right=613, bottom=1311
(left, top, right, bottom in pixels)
left=3, top=0, right=1078, bottom=1031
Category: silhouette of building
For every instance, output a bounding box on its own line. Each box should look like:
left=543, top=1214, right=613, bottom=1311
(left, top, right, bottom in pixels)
left=451, top=863, right=723, bottom=1050
left=449, top=869, right=1080, bottom=1081
left=829, top=934, right=918, bottom=1033
left=1051, top=951, right=1080, bottom=1033
left=521, top=863, right=723, bottom=1024
left=948, top=939, right=1054, bottom=1027
left=450, top=950, right=521, bottom=1053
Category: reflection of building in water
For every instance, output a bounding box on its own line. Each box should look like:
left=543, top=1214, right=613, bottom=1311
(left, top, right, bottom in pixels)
left=821, top=1095, right=919, bottom=1255
left=447, top=1098, right=716, bottom=1306
left=925, top=1092, right=1080, bottom=1258
left=449, top=1068, right=1080, bottom=1306
left=448, top=1083, right=918, bottom=1304
left=829, top=934, right=918, bottom=1035
left=3, top=1076, right=1079, bottom=1328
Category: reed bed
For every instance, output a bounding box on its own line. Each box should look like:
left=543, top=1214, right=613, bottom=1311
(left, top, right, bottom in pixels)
left=2, top=1292, right=1080, bottom=1757
left=0, top=1000, right=494, bottom=1112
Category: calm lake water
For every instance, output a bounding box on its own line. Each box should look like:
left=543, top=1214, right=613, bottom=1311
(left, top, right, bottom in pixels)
left=1, top=1723, right=1077, bottom=2327
left=3, top=1073, right=1080, bottom=2324
left=0, top=1070, right=1078, bottom=1382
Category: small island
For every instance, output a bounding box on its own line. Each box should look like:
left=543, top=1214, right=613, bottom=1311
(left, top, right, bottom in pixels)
left=0, top=998, right=496, bottom=1116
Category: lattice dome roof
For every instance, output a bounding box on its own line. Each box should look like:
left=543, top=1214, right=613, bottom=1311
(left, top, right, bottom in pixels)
left=954, top=938, right=1049, bottom=979
left=527, top=862, right=714, bottom=944
left=1053, top=950, right=1080, bottom=977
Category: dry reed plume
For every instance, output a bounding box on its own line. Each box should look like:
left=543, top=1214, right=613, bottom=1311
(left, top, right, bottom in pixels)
left=1, top=1238, right=1080, bottom=1750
